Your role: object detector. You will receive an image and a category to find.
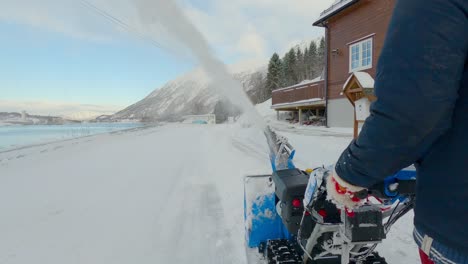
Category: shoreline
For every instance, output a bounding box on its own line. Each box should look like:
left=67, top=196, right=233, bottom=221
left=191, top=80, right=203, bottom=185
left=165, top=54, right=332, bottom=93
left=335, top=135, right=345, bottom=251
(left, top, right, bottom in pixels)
left=0, top=123, right=149, bottom=154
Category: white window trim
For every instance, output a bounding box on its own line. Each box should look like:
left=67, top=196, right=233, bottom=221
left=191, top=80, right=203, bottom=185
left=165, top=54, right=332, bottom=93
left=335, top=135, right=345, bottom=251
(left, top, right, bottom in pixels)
left=349, top=37, right=373, bottom=73
left=346, top=33, right=376, bottom=46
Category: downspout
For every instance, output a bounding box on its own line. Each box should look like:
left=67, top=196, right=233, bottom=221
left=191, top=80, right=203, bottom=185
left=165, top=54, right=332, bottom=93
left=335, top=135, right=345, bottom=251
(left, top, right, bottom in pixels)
left=324, top=24, right=330, bottom=128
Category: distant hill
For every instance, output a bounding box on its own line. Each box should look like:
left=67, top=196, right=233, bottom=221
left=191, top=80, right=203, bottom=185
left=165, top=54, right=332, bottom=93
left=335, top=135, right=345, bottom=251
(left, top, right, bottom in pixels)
left=108, top=66, right=267, bottom=122
left=0, top=112, right=80, bottom=125
left=107, top=38, right=323, bottom=123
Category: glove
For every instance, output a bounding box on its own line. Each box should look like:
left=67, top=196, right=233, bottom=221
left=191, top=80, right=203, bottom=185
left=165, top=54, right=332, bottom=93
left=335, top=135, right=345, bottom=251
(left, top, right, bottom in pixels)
left=326, top=167, right=368, bottom=209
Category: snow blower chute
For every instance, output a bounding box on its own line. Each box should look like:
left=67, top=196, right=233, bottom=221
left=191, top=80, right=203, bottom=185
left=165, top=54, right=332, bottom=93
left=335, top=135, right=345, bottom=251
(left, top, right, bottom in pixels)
left=244, top=126, right=417, bottom=264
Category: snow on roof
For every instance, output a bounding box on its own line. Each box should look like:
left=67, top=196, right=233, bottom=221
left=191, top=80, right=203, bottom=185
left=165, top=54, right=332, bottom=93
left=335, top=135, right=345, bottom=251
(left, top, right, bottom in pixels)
left=272, top=77, right=324, bottom=93
left=271, top=98, right=324, bottom=109
left=341, top=71, right=375, bottom=94
left=314, top=0, right=359, bottom=25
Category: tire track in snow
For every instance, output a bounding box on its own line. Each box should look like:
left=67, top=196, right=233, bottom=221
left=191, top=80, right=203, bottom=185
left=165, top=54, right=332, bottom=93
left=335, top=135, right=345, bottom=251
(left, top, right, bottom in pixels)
left=231, top=137, right=269, bottom=163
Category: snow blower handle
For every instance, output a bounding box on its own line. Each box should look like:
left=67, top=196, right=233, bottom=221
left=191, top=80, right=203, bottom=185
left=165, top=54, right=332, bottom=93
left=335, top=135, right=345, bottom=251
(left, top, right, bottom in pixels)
left=368, top=172, right=417, bottom=199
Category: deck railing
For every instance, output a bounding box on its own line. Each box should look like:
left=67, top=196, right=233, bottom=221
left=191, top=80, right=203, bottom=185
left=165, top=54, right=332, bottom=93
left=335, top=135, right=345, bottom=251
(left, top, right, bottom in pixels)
left=272, top=80, right=325, bottom=106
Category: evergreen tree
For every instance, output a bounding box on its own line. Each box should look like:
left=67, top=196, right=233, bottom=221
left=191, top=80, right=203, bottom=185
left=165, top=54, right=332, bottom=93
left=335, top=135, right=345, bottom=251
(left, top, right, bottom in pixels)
left=307, top=41, right=318, bottom=79
left=317, top=37, right=326, bottom=76
left=296, top=48, right=304, bottom=81
left=282, top=48, right=298, bottom=86
left=287, top=49, right=298, bottom=85
left=265, top=53, right=282, bottom=94
left=280, top=53, right=289, bottom=87
left=303, top=47, right=309, bottom=79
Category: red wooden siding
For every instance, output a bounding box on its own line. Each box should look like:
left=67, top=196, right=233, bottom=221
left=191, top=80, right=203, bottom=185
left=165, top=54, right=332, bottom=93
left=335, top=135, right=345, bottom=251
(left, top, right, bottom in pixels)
left=272, top=80, right=325, bottom=106
left=327, top=0, right=395, bottom=99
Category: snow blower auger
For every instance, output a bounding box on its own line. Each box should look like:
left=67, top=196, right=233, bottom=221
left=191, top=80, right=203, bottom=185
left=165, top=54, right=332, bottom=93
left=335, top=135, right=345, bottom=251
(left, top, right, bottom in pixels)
left=244, top=126, right=417, bottom=264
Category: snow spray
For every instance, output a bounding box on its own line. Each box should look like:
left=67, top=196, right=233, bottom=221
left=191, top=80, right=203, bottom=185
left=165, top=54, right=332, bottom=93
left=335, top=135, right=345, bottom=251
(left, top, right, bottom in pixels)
left=132, top=0, right=276, bottom=148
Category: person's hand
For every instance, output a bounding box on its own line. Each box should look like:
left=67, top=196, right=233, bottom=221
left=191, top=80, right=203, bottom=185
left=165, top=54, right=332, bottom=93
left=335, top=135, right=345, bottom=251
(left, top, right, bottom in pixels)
left=326, top=168, right=368, bottom=209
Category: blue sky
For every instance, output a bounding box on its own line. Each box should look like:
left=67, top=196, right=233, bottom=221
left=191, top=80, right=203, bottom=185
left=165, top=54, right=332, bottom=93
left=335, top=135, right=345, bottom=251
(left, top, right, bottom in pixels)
left=0, top=0, right=333, bottom=116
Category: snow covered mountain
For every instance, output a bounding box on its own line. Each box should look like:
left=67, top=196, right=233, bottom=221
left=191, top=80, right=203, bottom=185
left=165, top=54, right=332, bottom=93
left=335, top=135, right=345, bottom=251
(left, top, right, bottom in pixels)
left=0, top=112, right=78, bottom=125
left=110, top=66, right=266, bottom=122
left=109, top=37, right=323, bottom=123
left=63, top=111, right=115, bottom=121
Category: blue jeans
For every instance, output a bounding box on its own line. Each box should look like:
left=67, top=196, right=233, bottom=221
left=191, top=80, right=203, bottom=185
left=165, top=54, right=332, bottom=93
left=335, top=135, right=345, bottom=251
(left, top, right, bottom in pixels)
left=414, top=228, right=468, bottom=264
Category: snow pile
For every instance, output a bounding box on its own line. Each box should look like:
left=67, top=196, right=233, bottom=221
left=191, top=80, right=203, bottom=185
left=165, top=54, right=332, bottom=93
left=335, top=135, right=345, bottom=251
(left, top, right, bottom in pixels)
left=236, top=98, right=276, bottom=128
left=254, top=99, right=275, bottom=119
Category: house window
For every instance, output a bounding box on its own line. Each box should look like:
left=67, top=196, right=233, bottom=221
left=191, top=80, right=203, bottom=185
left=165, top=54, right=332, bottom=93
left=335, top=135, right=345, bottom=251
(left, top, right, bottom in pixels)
left=349, top=38, right=373, bottom=72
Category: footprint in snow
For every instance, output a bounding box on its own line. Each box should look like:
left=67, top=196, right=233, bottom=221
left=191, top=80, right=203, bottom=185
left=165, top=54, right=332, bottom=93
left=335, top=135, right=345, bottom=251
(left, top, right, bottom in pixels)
left=15, top=154, right=26, bottom=159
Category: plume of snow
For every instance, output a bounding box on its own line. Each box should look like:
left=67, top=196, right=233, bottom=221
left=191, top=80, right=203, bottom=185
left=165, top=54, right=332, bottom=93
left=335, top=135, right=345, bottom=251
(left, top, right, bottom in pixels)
left=132, top=0, right=265, bottom=128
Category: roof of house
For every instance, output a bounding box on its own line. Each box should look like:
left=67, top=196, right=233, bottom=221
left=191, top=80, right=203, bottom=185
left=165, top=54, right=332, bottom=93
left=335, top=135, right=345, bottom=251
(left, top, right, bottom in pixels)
left=313, top=0, right=360, bottom=26
left=271, top=98, right=325, bottom=109
left=272, top=76, right=324, bottom=93
left=340, top=71, right=375, bottom=95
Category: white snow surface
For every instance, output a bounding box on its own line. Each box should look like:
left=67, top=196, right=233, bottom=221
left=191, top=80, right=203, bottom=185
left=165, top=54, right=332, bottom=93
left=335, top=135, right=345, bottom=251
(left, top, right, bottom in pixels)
left=0, top=121, right=419, bottom=263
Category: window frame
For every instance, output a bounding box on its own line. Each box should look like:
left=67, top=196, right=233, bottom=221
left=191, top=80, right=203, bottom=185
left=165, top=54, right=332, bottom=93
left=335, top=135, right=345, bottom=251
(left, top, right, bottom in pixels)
left=349, top=37, right=373, bottom=73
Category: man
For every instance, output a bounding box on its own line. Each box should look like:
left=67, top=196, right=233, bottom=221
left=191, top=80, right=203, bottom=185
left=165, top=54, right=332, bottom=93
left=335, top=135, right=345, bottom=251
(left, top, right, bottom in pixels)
left=327, top=0, right=467, bottom=263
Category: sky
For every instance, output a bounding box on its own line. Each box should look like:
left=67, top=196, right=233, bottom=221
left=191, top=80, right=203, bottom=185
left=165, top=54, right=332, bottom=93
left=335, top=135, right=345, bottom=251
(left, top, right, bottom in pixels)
left=0, top=0, right=334, bottom=116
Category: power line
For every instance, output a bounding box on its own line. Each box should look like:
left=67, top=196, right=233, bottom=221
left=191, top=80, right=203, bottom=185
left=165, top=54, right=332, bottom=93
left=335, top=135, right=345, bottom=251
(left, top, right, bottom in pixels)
left=79, top=0, right=173, bottom=53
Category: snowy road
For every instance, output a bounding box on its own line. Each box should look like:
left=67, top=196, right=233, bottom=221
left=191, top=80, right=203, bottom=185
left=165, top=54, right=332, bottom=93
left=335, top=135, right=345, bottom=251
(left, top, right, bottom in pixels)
left=0, top=124, right=419, bottom=263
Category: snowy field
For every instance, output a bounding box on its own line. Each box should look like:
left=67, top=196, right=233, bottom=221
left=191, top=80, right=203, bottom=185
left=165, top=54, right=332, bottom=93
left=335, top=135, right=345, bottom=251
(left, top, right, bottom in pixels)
left=0, top=122, right=419, bottom=263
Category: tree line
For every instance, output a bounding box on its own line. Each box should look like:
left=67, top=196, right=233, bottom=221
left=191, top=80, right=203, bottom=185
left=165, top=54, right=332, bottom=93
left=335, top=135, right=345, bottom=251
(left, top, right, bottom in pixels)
left=266, top=37, right=325, bottom=96
left=214, top=38, right=325, bottom=121
left=248, top=37, right=326, bottom=104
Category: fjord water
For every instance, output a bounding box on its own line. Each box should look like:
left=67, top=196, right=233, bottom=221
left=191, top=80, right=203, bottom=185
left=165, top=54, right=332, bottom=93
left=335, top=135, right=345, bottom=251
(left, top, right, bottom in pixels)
left=0, top=123, right=143, bottom=151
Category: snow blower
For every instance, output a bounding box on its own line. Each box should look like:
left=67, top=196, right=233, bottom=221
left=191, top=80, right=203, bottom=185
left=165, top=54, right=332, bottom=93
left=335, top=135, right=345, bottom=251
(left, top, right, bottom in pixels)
left=244, top=126, right=417, bottom=264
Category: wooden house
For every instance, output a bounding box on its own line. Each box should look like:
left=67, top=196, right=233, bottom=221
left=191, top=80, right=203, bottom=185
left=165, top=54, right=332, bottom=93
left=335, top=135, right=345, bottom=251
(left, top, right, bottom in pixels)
left=271, top=0, right=396, bottom=127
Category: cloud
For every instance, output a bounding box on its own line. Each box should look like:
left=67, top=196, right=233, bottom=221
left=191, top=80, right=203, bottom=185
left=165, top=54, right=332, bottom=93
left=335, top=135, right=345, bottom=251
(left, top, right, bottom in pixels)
left=236, top=29, right=268, bottom=59
left=0, top=0, right=334, bottom=63
left=0, top=100, right=123, bottom=119
left=180, top=0, right=334, bottom=61
left=0, top=0, right=115, bottom=41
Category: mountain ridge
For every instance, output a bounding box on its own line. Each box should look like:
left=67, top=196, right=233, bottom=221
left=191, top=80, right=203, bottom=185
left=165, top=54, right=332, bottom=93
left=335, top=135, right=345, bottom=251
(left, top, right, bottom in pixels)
left=109, top=66, right=267, bottom=122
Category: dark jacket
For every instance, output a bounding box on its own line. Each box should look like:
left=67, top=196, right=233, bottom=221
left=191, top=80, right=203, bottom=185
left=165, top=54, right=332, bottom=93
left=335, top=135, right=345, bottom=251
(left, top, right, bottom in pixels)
left=335, top=0, right=468, bottom=253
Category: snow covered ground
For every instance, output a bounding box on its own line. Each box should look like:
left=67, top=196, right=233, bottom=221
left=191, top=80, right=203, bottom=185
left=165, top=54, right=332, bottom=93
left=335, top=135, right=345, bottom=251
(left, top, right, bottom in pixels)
left=0, top=121, right=419, bottom=263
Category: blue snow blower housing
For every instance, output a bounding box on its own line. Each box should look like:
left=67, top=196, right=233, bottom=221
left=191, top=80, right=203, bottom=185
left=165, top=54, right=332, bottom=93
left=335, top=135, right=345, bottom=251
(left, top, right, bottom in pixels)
left=244, top=175, right=291, bottom=248
left=244, top=128, right=296, bottom=248
left=243, top=126, right=417, bottom=251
